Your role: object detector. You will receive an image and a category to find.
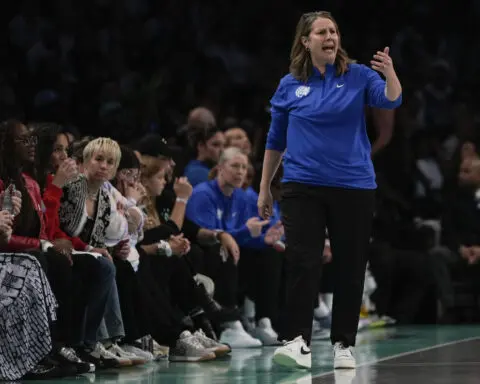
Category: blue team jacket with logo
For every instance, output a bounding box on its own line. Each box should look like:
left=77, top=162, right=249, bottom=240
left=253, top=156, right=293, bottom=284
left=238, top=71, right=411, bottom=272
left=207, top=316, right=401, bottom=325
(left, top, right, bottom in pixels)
left=186, top=180, right=268, bottom=249
left=266, top=63, right=402, bottom=189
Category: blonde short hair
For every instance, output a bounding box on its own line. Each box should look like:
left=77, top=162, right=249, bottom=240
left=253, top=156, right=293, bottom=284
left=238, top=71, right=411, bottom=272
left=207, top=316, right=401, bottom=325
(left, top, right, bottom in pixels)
left=83, top=137, right=121, bottom=170
left=218, top=146, right=247, bottom=166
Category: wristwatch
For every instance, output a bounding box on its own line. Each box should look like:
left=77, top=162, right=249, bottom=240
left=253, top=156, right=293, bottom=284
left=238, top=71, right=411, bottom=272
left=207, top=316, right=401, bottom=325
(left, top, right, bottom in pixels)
left=156, top=240, right=173, bottom=257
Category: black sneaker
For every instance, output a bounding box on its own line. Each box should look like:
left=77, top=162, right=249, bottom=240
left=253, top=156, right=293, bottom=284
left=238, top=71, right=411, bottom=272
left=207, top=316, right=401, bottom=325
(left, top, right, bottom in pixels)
left=23, top=357, right=77, bottom=380
left=76, top=343, right=122, bottom=370
left=57, top=347, right=96, bottom=374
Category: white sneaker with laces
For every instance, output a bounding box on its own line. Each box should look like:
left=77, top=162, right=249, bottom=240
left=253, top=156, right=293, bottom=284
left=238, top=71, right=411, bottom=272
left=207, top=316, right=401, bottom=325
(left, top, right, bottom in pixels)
left=220, top=321, right=262, bottom=348
left=121, top=344, right=154, bottom=362
left=252, top=318, right=281, bottom=346
left=108, top=343, right=146, bottom=365
left=273, top=336, right=311, bottom=369
left=169, top=330, right=217, bottom=362
left=194, top=329, right=231, bottom=357
left=333, top=342, right=356, bottom=369
left=92, top=342, right=132, bottom=367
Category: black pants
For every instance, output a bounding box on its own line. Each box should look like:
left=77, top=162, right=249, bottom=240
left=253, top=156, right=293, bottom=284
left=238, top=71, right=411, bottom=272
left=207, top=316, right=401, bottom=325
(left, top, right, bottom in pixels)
left=199, top=244, right=239, bottom=309
left=368, top=241, right=433, bottom=323
left=114, top=258, right=150, bottom=343
left=280, top=182, right=375, bottom=346
left=115, top=253, right=186, bottom=347
left=238, top=247, right=284, bottom=323
left=429, top=246, right=480, bottom=310
left=32, top=250, right=107, bottom=347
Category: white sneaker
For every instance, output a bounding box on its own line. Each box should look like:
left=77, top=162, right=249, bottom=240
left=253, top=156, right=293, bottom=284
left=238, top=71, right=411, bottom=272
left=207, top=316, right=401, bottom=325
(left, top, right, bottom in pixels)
left=108, top=343, right=147, bottom=365
left=169, top=330, right=216, bottom=362
left=220, top=321, right=262, bottom=348
left=194, top=329, right=231, bottom=357
left=121, top=344, right=154, bottom=362
left=333, top=342, right=356, bottom=369
left=273, top=336, right=311, bottom=369
left=251, top=318, right=281, bottom=346
left=92, top=342, right=132, bottom=367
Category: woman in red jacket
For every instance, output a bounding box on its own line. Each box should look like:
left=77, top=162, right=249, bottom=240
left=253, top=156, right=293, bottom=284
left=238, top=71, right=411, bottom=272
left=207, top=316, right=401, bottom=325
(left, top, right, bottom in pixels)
left=0, top=120, right=97, bottom=375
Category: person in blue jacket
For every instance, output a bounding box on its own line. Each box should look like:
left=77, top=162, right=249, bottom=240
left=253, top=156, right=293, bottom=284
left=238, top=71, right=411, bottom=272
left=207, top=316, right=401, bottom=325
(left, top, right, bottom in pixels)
left=184, top=125, right=225, bottom=187
left=186, top=147, right=284, bottom=348
left=257, top=11, right=402, bottom=370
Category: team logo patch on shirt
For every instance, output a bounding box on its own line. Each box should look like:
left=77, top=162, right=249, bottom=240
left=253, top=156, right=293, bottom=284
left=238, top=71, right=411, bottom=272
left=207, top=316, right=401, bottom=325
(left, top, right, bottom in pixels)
left=295, top=86, right=310, bottom=98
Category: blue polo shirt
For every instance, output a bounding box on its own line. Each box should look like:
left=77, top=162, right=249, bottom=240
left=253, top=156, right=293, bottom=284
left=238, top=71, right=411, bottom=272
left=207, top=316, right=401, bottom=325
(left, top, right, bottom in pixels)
left=186, top=180, right=269, bottom=249
left=184, top=160, right=210, bottom=187
left=266, top=63, right=402, bottom=189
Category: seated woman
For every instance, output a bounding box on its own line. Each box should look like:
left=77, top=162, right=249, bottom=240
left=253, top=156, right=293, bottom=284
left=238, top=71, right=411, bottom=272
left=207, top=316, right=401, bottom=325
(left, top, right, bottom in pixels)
left=186, top=147, right=284, bottom=346
left=57, top=137, right=145, bottom=367
left=0, top=204, right=62, bottom=380
left=0, top=120, right=95, bottom=375
left=114, top=148, right=229, bottom=361
left=134, top=135, right=244, bottom=327
left=33, top=124, right=136, bottom=369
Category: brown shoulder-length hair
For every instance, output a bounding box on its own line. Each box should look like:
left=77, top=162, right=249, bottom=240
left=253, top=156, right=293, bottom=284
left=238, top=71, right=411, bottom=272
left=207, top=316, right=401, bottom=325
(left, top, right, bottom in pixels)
left=140, top=155, right=170, bottom=229
left=290, top=11, right=355, bottom=82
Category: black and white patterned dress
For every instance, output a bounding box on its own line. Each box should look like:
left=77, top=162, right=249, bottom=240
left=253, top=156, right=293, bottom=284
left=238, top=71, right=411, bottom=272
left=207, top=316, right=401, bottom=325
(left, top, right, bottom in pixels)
left=0, top=253, right=57, bottom=381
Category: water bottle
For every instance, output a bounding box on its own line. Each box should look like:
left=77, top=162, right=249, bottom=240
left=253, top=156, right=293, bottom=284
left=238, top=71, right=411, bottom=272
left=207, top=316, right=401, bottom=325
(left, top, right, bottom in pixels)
left=1, top=184, right=15, bottom=215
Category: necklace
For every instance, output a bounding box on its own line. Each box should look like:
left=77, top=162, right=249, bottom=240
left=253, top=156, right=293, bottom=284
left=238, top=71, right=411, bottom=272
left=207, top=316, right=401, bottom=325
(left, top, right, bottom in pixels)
left=87, top=188, right=98, bottom=201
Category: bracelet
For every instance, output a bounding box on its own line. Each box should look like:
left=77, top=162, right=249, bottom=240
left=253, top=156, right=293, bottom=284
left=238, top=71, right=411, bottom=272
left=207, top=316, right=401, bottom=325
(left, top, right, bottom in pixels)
left=157, top=240, right=173, bottom=257
left=176, top=197, right=188, bottom=204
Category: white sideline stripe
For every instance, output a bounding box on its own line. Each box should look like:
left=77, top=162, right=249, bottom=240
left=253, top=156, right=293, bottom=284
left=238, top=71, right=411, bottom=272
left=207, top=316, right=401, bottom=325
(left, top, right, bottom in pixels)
left=313, top=335, right=480, bottom=378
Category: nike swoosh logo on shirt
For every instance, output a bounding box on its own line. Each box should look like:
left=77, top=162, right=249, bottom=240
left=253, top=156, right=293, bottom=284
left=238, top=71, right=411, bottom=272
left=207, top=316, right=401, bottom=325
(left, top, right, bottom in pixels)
left=300, top=346, right=311, bottom=355
left=336, top=83, right=345, bottom=88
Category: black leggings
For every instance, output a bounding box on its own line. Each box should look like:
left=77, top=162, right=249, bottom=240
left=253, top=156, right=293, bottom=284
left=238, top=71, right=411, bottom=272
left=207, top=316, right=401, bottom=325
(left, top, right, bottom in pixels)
left=32, top=249, right=106, bottom=347
left=238, top=247, right=284, bottom=324
left=196, top=244, right=239, bottom=310
left=115, top=251, right=203, bottom=347
left=279, top=182, right=375, bottom=347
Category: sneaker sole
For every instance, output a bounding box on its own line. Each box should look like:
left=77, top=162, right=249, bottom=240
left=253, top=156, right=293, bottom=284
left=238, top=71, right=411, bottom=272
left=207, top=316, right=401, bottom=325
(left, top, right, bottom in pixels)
left=220, top=341, right=262, bottom=348
left=129, top=358, right=147, bottom=366
left=116, top=359, right=133, bottom=367
left=273, top=352, right=311, bottom=369
left=169, top=353, right=216, bottom=362
left=210, top=346, right=232, bottom=358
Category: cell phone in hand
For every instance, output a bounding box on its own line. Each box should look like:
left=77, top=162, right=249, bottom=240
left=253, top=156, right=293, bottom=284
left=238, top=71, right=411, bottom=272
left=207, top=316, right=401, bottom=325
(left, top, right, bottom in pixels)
left=1, top=184, right=16, bottom=215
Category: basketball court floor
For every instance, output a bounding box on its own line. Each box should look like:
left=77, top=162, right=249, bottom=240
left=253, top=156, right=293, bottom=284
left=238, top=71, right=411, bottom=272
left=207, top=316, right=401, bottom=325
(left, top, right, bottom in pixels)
left=33, top=325, right=480, bottom=383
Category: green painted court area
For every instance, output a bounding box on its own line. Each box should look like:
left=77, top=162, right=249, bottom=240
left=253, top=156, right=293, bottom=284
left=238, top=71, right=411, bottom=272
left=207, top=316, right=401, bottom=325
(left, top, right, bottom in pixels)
left=33, top=325, right=480, bottom=384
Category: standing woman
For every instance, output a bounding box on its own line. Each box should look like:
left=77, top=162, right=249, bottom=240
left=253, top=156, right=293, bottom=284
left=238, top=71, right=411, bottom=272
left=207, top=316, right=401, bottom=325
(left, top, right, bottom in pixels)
left=257, top=11, right=402, bottom=370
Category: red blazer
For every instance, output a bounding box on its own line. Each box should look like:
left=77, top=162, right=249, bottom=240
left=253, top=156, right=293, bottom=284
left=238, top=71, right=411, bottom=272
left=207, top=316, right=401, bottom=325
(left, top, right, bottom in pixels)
left=0, top=174, right=48, bottom=251
left=43, top=174, right=88, bottom=251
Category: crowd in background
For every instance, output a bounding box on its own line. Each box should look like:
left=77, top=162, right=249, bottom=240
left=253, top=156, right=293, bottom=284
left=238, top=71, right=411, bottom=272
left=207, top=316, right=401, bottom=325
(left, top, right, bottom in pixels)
left=2, top=0, right=480, bottom=380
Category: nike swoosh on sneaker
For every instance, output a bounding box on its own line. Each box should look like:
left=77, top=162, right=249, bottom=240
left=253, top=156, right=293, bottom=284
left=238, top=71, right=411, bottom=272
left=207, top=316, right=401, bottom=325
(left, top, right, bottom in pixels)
left=300, top=346, right=311, bottom=355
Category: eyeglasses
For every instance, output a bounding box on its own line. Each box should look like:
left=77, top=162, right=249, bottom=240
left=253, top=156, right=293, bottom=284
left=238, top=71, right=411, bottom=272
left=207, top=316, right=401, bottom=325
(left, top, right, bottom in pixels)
left=119, top=169, right=140, bottom=182
left=15, top=135, right=38, bottom=146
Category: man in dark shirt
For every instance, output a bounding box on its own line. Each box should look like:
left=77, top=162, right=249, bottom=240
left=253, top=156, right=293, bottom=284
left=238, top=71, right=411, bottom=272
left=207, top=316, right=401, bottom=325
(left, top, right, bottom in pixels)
left=430, top=158, right=480, bottom=321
